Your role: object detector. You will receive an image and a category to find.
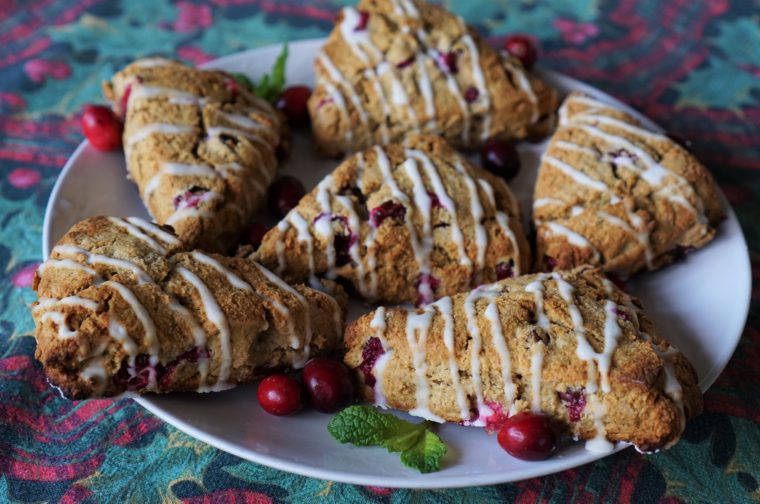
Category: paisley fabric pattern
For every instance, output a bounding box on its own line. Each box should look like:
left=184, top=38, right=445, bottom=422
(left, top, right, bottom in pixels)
left=2, top=1, right=759, bottom=502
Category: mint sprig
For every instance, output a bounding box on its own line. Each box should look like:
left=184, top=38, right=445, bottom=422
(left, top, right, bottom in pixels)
left=254, top=43, right=289, bottom=103
left=328, top=405, right=447, bottom=473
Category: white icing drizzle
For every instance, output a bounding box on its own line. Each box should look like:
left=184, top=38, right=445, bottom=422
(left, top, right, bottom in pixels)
left=132, top=57, right=175, bottom=68
left=544, top=222, right=602, bottom=263
left=407, top=150, right=470, bottom=270
left=53, top=245, right=153, bottom=285
left=463, top=289, right=492, bottom=422
left=167, top=300, right=209, bottom=391
left=415, top=55, right=437, bottom=131
left=313, top=176, right=338, bottom=279
left=253, top=262, right=313, bottom=356
left=453, top=160, right=488, bottom=277
left=103, top=280, right=159, bottom=389
left=524, top=276, right=550, bottom=412
left=317, top=51, right=370, bottom=129
left=37, top=259, right=100, bottom=280
left=34, top=296, right=99, bottom=340
left=287, top=211, right=318, bottom=286
left=485, top=300, right=515, bottom=409
left=129, top=85, right=201, bottom=105
left=126, top=124, right=193, bottom=148
left=554, top=140, right=599, bottom=158
left=476, top=178, right=522, bottom=275
left=177, top=266, right=231, bottom=386
left=542, top=155, right=610, bottom=192
left=533, top=197, right=567, bottom=209
left=458, top=28, right=492, bottom=141
left=108, top=217, right=167, bottom=255
left=191, top=252, right=253, bottom=292
left=435, top=296, right=469, bottom=420
left=406, top=309, right=445, bottom=422
left=206, top=126, right=263, bottom=144
left=217, top=110, right=266, bottom=131
left=369, top=307, right=392, bottom=408
left=125, top=217, right=181, bottom=246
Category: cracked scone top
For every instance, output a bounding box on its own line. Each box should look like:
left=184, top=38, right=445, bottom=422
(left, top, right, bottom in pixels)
left=103, top=58, right=284, bottom=253
left=32, top=216, right=344, bottom=399
left=255, top=135, right=531, bottom=305
left=344, top=267, right=702, bottom=453
left=534, top=92, right=724, bottom=277
left=308, top=0, right=558, bottom=156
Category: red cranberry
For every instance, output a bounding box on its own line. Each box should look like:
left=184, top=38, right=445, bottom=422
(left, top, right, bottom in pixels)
left=358, top=337, right=385, bottom=387
left=302, top=357, right=354, bottom=413
left=481, top=139, right=521, bottom=181
left=558, top=389, right=586, bottom=422
left=245, top=222, right=269, bottom=249
left=268, top=176, right=305, bottom=218
left=257, top=374, right=303, bottom=416
left=495, top=261, right=514, bottom=280
left=354, top=10, right=370, bottom=31
left=81, top=104, right=123, bottom=151
left=544, top=255, right=558, bottom=271
left=464, top=86, right=479, bottom=103
left=369, top=201, right=406, bottom=227
left=436, top=51, right=459, bottom=74
left=415, top=273, right=441, bottom=306
left=504, top=34, right=538, bottom=70
left=427, top=191, right=443, bottom=209
left=497, top=412, right=560, bottom=461
left=276, top=85, right=312, bottom=125
left=397, top=56, right=415, bottom=69
left=174, top=187, right=208, bottom=210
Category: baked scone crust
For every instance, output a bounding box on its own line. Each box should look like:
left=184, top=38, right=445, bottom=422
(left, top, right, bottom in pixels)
left=255, top=135, right=531, bottom=305
left=33, top=216, right=344, bottom=399
left=103, top=58, right=284, bottom=253
left=344, top=267, right=702, bottom=452
left=308, top=0, right=558, bottom=156
left=534, top=92, right=725, bottom=277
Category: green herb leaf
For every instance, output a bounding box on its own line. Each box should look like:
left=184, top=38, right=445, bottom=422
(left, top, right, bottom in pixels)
left=400, top=430, right=448, bottom=474
left=328, top=405, right=447, bottom=473
left=254, top=43, right=289, bottom=103
left=229, top=72, right=253, bottom=92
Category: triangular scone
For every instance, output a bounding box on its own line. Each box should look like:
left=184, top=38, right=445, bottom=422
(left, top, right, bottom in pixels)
left=533, top=92, right=724, bottom=277
left=345, top=267, right=702, bottom=452
left=308, top=0, right=558, bottom=156
left=32, top=216, right=344, bottom=399
left=104, top=58, right=284, bottom=253
left=255, top=135, right=531, bottom=305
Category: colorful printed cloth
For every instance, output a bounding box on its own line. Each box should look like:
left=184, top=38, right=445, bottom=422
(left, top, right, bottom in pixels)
left=2, top=1, right=758, bottom=502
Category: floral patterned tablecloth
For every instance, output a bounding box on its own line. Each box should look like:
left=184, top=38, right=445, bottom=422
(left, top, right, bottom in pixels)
left=1, top=1, right=758, bottom=502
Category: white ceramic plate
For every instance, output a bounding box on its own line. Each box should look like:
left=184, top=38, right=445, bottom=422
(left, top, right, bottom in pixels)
left=42, top=38, right=751, bottom=488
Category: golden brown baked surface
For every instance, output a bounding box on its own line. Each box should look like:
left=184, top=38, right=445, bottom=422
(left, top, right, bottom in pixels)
left=344, top=266, right=702, bottom=452
left=32, top=216, right=344, bottom=399
left=533, top=92, right=724, bottom=277
left=308, top=0, right=558, bottom=156
left=255, top=135, right=531, bottom=305
left=103, top=58, right=284, bottom=253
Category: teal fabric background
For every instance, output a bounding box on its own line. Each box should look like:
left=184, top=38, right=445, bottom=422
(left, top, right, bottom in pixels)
left=1, top=0, right=759, bottom=502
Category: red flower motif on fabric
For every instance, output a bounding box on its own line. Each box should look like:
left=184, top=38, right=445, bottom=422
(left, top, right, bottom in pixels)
left=8, top=168, right=41, bottom=189
left=553, top=18, right=599, bottom=44
left=23, top=59, right=71, bottom=83
left=12, top=262, right=41, bottom=288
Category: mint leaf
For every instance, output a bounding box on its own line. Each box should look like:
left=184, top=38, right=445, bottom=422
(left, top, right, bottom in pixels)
left=229, top=72, right=253, bottom=92
left=328, top=406, right=447, bottom=473
left=255, top=43, right=288, bottom=103
left=400, top=430, right=448, bottom=474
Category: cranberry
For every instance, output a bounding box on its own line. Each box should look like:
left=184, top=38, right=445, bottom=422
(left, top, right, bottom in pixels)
left=495, top=260, right=514, bottom=280
left=119, top=83, right=133, bottom=117
left=302, top=357, right=354, bottom=413
left=158, top=346, right=209, bottom=389
left=482, top=402, right=510, bottom=433
left=245, top=222, right=269, bottom=249
left=481, top=139, right=521, bottom=181
left=464, top=86, right=479, bottom=103
left=503, top=34, right=538, bottom=70
left=436, top=51, right=459, bottom=74
left=174, top=187, right=208, bottom=210
left=666, top=131, right=692, bottom=149
left=397, top=56, right=415, bottom=69
left=558, top=388, right=586, bottom=422
left=257, top=374, right=303, bottom=416
left=415, top=273, right=441, bottom=306
left=497, top=412, right=560, bottom=461
left=427, top=191, right=443, bottom=209
left=369, top=200, right=406, bottom=227
left=81, top=104, right=123, bottom=151
left=268, top=176, right=305, bottom=218
left=113, top=353, right=155, bottom=391
left=276, top=85, right=312, bottom=125
left=358, top=337, right=385, bottom=387
left=544, top=255, right=558, bottom=271
left=354, top=10, right=370, bottom=31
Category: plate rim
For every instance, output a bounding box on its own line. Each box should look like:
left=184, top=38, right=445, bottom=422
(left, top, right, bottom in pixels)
left=40, top=37, right=752, bottom=488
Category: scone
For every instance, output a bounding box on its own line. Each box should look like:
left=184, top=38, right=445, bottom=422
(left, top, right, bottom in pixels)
left=255, top=135, right=531, bottom=305
left=344, top=266, right=702, bottom=453
left=534, top=92, right=724, bottom=277
left=32, top=216, right=344, bottom=399
left=103, top=58, right=284, bottom=253
left=308, top=0, right=558, bottom=156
